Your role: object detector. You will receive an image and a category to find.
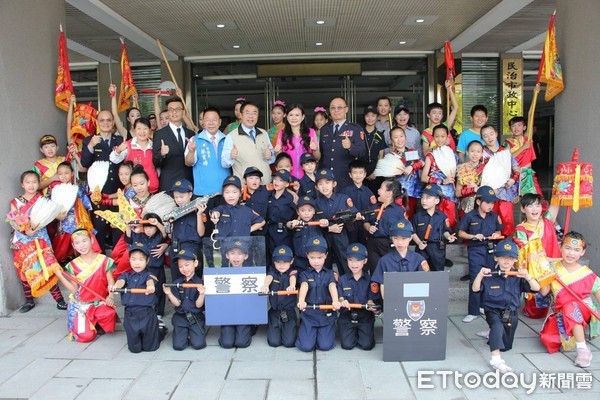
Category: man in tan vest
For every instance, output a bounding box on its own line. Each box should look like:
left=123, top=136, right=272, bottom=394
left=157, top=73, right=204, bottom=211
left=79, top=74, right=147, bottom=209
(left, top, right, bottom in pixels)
left=221, top=102, right=275, bottom=184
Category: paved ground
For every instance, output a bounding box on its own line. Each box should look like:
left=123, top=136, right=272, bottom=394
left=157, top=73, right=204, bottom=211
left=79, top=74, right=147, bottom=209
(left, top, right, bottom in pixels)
left=1, top=298, right=599, bottom=400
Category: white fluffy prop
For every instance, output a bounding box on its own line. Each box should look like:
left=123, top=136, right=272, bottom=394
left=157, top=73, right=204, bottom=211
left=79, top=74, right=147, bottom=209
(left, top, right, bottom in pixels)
left=51, top=183, right=79, bottom=213
left=432, top=146, right=457, bottom=178
left=374, top=153, right=405, bottom=177
left=29, top=197, right=62, bottom=229
left=87, top=161, right=109, bottom=193
left=144, top=192, right=176, bottom=220
left=481, top=151, right=512, bottom=189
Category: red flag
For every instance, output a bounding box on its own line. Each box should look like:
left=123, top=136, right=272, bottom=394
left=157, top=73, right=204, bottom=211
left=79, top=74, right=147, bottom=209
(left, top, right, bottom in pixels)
left=537, top=11, right=564, bottom=101
left=70, top=102, right=98, bottom=149
left=444, top=41, right=455, bottom=81
left=54, top=30, right=74, bottom=112
left=117, top=40, right=137, bottom=112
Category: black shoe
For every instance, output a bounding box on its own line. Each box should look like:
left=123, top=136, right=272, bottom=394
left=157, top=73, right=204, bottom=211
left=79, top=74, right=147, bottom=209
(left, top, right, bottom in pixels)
left=96, top=325, right=106, bottom=336
left=445, top=258, right=454, bottom=267
left=19, top=301, right=35, bottom=313
left=460, top=274, right=470, bottom=282
left=56, top=300, right=68, bottom=310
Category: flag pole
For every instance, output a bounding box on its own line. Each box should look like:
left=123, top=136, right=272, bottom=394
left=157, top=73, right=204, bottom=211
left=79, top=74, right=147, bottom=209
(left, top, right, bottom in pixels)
left=156, top=39, right=192, bottom=119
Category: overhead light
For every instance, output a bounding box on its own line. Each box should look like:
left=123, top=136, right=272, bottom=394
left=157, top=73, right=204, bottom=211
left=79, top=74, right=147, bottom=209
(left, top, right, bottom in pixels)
left=316, top=20, right=325, bottom=25
left=315, top=42, right=323, bottom=46
left=232, top=45, right=240, bottom=49
left=216, top=24, right=225, bottom=28
left=399, top=41, right=407, bottom=45
left=415, top=19, right=425, bottom=23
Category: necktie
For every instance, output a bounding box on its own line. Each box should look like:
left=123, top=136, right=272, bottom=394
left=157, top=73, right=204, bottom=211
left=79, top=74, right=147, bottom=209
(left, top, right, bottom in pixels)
left=334, top=124, right=340, bottom=136
left=177, top=127, right=184, bottom=149
left=210, top=135, right=218, bottom=153
left=249, top=129, right=255, bottom=142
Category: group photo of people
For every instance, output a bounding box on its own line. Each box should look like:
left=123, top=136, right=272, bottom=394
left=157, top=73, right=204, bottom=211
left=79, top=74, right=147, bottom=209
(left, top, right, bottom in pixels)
left=7, top=79, right=599, bottom=374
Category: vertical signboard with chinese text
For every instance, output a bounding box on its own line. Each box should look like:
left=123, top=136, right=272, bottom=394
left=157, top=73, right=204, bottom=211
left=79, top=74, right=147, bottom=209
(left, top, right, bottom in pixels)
left=502, top=58, right=523, bottom=136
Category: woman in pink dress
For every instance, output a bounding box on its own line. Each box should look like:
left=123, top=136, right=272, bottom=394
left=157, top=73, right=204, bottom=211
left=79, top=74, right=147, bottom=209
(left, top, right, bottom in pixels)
left=274, top=104, right=320, bottom=179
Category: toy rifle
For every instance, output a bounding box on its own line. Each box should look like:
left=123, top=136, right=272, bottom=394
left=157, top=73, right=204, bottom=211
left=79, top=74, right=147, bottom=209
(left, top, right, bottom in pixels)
left=258, top=290, right=298, bottom=296
left=305, top=303, right=381, bottom=310
left=328, top=208, right=380, bottom=230
left=111, top=287, right=153, bottom=294
left=163, top=283, right=203, bottom=289
left=484, top=269, right=520, bottom=277
left=163, top=194, right=215, bottom=233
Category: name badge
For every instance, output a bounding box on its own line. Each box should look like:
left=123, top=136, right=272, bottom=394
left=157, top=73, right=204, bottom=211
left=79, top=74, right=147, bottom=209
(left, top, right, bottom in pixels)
left=405, top=150, right=419, bottom=161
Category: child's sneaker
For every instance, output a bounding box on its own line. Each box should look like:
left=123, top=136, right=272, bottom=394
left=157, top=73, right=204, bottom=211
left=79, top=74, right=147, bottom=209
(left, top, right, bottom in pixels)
left=157, top=315, right=166, bottom=328
left=476, top=330, right=490, bottom=339
left=56, top=299, right=68, bottom=310
left=574, top=347, right=592, bottom=368
left=462, top=314, right=478, bottom=323
left=490, top=359, right=513, bottom=373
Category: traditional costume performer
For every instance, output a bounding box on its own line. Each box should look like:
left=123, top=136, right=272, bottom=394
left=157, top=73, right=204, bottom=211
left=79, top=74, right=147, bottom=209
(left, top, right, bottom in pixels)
left=504, top=135, right=544, bottom=201
left=540, top=261, right=600, bottom=353
left=424, top=145, right=458, bottom=229
left=33, top=156, right=66, bottom=195
left=456, top=158, right=485, bottom=216
left=8, top=193, right=64, bottom=300
left=482, top=146, right=519, bottom=236
left=64, top=244, right=117, bottom=342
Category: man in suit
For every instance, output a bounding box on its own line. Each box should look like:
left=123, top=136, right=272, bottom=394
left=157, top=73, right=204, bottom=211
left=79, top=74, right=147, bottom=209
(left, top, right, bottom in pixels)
left=152, top=97, right=194, bottom=191
left=81, top=110, right=124, bottom=251
left=319, top=97, right=366, bottom=190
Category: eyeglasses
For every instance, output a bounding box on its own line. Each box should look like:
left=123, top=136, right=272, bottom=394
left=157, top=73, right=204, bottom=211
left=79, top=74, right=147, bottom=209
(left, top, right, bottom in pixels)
left=330, top=106, right=347, bottom=111
left=168, top=107, right=184, bottom=112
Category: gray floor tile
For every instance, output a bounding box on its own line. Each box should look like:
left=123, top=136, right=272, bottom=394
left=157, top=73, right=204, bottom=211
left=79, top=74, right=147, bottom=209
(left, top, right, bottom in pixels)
left=29, top=377, right=90, bottom=400
left=75, top=378, right=133, bottom=400
left=0, top=358, right=70, bottom=398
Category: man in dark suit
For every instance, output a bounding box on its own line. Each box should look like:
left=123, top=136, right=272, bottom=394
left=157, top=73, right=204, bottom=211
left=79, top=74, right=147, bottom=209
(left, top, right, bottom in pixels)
left=152, top=97, right=194, bottom=191
left=319, top=97, right=366, bottom=190
left=81, top=110, right=124, bottom=251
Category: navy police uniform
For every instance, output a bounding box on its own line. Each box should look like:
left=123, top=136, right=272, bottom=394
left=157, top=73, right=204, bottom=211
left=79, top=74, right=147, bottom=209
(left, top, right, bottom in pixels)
left=365, top=200, right=406, bottom=275
left=170, top=250, right=207, bottom=350
left=117, top=244, right=162, bottom=353
left=299, top=153, right=317, bottom=199
left=266, top=246, right=298, bottom=348
left=81, top=133, right=124, bottom=251
left=319, top=120, right=366, bottom=190
left=126, top=227, right=167, bottom=317
left=412, top=184, right=452, bottom=272
left=296, top=237, right=338, bottom=352
left=339, top=183, right=376, bottom=246
left=169, top=180, right=203, bottom=281
left=371, top=220, right=430, bottom=288
left=291, top=197, right=325, bottom=274
left=476, top=241, right=533, bottom=352
left=315, top=169, right=357, bottom=275
left=337, top=244, right=375, bottom=350
left=266, top=170, right=296, bottom=258
left=458, top=186, right=504, bottom=316
left=213, top=203, right=264, bottom=239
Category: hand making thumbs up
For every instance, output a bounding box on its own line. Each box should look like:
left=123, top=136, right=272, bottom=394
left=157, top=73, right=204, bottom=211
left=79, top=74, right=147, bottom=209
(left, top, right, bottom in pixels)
left=187, top=137, right=196, bottom=152
left=342, top=134, right=351, bottom=150
left=231, top=144, right=238, bottom=159
left=160, top=139, right=170, bottom=156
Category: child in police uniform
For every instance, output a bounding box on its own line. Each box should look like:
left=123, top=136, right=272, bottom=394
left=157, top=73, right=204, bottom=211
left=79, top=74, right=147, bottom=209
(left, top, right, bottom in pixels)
left=287, top=196, right=329, bottom=274
left=315, top=169, right=362, bottom=276
left=458, top=186, right=503, bottom=323
left=296, top=236, right=341, bottom=352
left=260, top=245, right=298, bottom=347
left=219, top=238, right=254, bottom=348
left=110, top=243, right=165, bottom=353
left=163, top=248, right=207, bottom=351
left=472, top=239, right=539, bottom=373
left=337, top=243, right=377, bottom=350
left=411, top=184, right=456, bottom=271
left=371, top=219, right=430, bottom=300
left=298, top=153, right=318, bottom=199
left=169, top=179, right=206, bottom=281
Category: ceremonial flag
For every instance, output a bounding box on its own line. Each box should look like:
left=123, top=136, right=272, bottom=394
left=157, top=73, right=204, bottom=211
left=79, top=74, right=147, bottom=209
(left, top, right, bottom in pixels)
left=117, top=39, right=137, bottom=112
left=444, top=41, right=455, bottom=81
left=70, top=102, right=98, bottom=149
left=538, top=11, right=564, bottom=101
left=54, top=27, right=74, bottom=112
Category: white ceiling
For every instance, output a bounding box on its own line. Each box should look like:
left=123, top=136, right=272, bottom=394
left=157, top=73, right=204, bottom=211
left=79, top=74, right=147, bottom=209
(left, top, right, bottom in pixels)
left=65, top=0, right=556, bottom=63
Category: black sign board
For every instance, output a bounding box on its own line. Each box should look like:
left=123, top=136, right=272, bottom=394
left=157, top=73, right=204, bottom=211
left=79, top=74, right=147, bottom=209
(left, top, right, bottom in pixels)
left=383, top=271, right=449, bottom=361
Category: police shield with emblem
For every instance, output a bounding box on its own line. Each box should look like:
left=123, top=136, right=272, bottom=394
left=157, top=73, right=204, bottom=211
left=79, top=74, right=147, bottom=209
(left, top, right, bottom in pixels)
left=201, top=236, right=268, bottom=325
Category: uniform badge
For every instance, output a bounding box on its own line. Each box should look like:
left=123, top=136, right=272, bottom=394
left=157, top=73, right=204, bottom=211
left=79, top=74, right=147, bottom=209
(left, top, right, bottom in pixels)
left=346, top=198, right=354, bottom=207
left=278, top=248, right=286, bottom=254
left=175, top=181, right=181, bottom=186
left=351, top=245, right=359, bottom=252
left=504, top=243, right=512, bottom=250
left=370, top=195, right=377, bottom=204
left=370, top=282, right=379, bottom=294
left=407, top=300, right=426, bottom=321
